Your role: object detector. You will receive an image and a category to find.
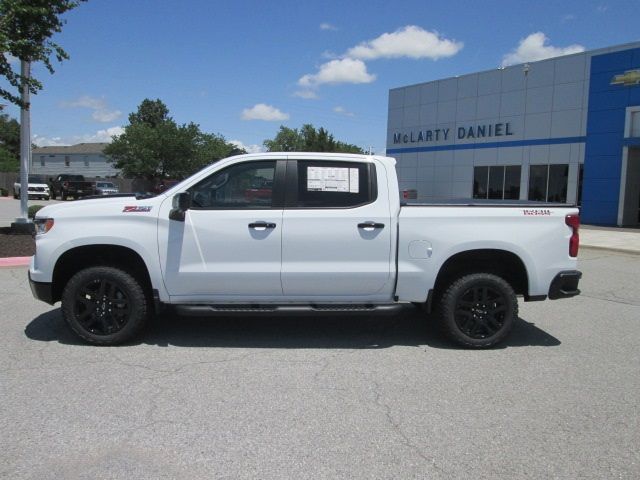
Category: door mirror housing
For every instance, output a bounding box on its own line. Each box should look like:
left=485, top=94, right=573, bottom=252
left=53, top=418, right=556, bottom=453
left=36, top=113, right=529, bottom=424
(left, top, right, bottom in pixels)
left=169, top=192, right=191, bottom=221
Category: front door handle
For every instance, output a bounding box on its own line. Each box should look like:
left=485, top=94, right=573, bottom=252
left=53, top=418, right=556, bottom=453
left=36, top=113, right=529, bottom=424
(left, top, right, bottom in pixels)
left=249, top=221, right=276, bottom=229
left=358, top=221, right=385, bottom=230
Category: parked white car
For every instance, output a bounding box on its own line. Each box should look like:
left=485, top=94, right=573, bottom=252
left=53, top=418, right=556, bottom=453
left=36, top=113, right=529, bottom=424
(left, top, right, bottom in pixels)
left=29, top=153, right=582, bottom=348
left=13, top=175, right=50, bottom=200
left=94, top=181, right=119, bottom=195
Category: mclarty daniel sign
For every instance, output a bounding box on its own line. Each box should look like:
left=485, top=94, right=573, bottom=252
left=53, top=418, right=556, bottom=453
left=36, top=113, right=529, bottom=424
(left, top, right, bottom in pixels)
left=393, top=122, right=514, bottom=144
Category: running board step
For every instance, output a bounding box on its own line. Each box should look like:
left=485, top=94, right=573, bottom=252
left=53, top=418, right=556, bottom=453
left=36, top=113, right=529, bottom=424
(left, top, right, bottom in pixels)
left=174, top=304, right=404, bottom=317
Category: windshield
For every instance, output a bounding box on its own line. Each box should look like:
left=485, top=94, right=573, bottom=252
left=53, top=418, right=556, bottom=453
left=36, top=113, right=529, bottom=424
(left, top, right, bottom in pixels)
left=28, top=175, right=45, bottom=183
left=97, top=182, right=115, bottom=188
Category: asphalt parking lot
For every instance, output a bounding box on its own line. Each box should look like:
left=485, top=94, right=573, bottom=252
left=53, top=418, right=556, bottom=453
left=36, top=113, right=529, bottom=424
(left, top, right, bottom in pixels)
left=0, top=197, right=64, bottom=227
left=1, top=248, right=639, bottom=479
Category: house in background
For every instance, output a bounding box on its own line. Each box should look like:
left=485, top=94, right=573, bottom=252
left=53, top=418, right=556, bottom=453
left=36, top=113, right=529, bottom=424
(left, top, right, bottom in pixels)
left=31, top=143, right=119, bottom=178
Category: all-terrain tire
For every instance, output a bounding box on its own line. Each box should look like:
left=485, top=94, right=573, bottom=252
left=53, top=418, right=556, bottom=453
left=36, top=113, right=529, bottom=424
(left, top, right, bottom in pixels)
left=61, top=266, right=148, bottom=345
left=438, top=273, right=517, bottom=348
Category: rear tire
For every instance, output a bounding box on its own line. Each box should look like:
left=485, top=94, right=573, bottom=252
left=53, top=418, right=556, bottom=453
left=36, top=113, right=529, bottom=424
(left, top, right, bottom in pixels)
left=61, top=266, right=148, bottom=345
left=438, top=273, right=517, bottom=348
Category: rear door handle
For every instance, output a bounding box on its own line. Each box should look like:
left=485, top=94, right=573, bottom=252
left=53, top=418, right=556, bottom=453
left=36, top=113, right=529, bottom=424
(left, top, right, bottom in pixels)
left=249, top=221, right=276, bottom=229
left=358, top=222, right=385, bottom=230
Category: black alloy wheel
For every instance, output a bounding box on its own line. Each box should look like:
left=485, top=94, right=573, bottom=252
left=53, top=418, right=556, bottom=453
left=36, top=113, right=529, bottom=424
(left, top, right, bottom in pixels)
left=439, top=273, right=517, bottom=348
left=454, top=284, right=507, bottom=339
left=74, top=277, right=131, bottom=335
left=62, top=266, right=148, bottom=345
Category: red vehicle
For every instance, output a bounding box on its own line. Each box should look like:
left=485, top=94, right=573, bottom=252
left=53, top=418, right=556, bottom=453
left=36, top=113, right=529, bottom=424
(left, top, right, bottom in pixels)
left=244, top=179, right=273, bottom=203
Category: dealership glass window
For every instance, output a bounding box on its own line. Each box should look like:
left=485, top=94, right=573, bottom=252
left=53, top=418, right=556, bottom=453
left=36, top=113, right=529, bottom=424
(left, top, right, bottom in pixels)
left=84, top=156, right=89, bottom=167
left=40, top=156, right=45, bottom=167
left=189, top=160, right=275, bottom=209
left=473, top=165, right=521, bottom=200
left=577, top=164, right=584, bottom=206
left=548, top=165, right=569, bottom=202
left=295, top=160, right=373, bottom=208
left=64, top=155, right=70, bottom=167
left=528, top=164, right=569, bottom=203
left=473, top=166, right=488, bottom=199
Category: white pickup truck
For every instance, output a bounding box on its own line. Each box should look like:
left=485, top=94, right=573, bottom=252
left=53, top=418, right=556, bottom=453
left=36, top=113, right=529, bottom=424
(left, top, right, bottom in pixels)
left=29, top=153, right=581, bottom=347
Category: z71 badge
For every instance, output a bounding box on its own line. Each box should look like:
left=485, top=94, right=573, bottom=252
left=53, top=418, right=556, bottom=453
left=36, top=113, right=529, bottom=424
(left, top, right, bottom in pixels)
left=123, top=206, right=152, bottom=213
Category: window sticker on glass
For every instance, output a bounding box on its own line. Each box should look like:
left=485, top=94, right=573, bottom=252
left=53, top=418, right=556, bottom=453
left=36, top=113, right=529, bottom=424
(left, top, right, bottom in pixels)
left=307, top=166, right=359, bottom=193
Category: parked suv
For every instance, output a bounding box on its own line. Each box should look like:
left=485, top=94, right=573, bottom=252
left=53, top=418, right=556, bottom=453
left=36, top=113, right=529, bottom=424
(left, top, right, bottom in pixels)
left=94, top=181, right=119, bottom=195
left=13, top=175, right=50, bottom=200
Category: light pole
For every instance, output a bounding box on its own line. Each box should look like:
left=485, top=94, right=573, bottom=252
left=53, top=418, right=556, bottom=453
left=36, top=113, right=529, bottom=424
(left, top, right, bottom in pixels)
left=11, top=59, right=32, bottom=233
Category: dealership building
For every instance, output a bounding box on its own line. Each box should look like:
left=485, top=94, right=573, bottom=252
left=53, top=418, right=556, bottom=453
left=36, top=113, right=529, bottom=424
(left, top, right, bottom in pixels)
left=386, top=41, right=640, bottom=226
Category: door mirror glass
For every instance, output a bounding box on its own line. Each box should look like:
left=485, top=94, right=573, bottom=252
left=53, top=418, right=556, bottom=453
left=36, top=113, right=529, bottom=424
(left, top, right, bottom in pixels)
left=170, top=192, right=191, bottom=221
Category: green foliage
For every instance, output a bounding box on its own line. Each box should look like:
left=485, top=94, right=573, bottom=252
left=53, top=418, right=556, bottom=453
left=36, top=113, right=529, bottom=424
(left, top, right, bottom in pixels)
left=0, top=187, right=8, bottom=196
left=0, top=110, right=20, bottom=171
left=263, top=124, right=364, bottom=154
left=104, top=99, right=243, bottom=179
left=28, top=204, right=44, bottom=218
left=0, top=110, right=20, bottom=159
left=0, top=0, right=86, bottom=107
left=0, top=145, right=19, bottom=171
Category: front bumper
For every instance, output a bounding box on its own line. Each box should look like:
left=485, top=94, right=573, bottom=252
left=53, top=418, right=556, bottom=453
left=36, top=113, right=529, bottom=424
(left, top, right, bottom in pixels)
left=548, top=270, right=582, bottom=300
left=28, top=271, right=55, bottom=305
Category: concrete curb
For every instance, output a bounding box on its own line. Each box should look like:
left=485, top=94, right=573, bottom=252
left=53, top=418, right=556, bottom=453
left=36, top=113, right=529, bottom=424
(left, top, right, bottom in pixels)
left=0, top=256, right=31, bottom=268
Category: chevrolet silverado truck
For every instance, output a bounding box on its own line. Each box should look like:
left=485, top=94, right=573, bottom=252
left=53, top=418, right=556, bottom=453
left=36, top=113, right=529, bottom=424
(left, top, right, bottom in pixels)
left=50, top=174, right=95, bottom=200
left=29, top=153, right=582, bottom=347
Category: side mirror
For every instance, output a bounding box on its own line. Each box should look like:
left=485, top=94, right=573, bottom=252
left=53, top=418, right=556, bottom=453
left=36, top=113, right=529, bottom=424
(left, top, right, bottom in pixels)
left=169, top=192, right=191, bottom=222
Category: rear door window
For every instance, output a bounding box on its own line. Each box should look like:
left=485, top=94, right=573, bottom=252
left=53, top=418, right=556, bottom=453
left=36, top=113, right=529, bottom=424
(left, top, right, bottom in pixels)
left=290, top=160, right=376, bottom=208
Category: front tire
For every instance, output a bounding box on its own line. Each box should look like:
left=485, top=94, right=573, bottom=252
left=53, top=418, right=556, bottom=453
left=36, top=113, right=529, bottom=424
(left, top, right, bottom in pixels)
left=438, top=273, right=517, bottom=348
left=61, top=266, right=148, bottom=345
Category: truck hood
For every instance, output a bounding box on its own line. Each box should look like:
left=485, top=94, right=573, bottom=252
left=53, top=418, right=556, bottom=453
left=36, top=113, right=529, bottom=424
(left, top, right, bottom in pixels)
left=35, top=195, right=163, bottom=220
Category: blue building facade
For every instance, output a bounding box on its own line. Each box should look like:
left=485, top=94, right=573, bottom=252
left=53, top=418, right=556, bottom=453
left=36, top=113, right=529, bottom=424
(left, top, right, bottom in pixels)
left=387, top=42, right=640, bottom=227
left=583, top=47, right=640, bottom=225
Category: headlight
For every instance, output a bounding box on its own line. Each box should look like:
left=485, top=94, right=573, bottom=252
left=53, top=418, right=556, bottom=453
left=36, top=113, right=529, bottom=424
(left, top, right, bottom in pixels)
left=34, top=218, right=55, bottom=234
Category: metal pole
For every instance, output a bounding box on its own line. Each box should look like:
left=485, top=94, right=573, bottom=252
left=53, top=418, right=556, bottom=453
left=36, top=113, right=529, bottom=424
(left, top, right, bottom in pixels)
left=16, top=59, right=31, bottom=223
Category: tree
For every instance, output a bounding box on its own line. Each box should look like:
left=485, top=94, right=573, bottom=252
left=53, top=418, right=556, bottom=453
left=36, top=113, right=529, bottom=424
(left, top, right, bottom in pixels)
left=0, top=0, right=86, bottom=107
left=0, top=109, right=20, bottom=170
left=264, top=124, right=364, bottom=153
left=105, top=99, right=242, bottom=179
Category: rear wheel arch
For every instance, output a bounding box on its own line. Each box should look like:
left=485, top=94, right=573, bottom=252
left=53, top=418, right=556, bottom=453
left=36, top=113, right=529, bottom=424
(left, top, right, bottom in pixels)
left=433, top=249, right=529, bottom=302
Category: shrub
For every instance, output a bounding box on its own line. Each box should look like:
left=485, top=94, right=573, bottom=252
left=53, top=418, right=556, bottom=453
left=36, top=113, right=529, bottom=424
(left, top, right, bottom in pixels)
left=0, top=187, right=7, bottom=197
left=28, top=205, right=44, bottom=219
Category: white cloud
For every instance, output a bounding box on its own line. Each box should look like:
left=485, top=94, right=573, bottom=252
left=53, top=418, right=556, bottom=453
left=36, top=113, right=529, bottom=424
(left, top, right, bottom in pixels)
left=333, top=106, right=354, bottom=117
left=229, top=139, right=263, bottom=154
left=241, top=103, right=290, bottom=121
left=596, top=5, right=608, bottom=13
left=502, top=32, right=585, bottom=66
left=61, top=95, right=122, bottom=123
left=298, top=58, right=376, bottom=87
left=32, top=135, right=66, bottom=147
left=562, top=14, right=576, bottom=22
left=33, top=126, right=124, bottom=147
left=91, top=109, right=122, bottom=122
left=345, top=25, right=463, bottom=60
left=293, top=89, right=319, bottom=99
left=320, top=23, right=337, bottom=31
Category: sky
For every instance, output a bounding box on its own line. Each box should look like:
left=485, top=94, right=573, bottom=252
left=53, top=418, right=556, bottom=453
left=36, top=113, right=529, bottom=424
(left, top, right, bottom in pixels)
left=2, top=0, right=639, bottom=155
